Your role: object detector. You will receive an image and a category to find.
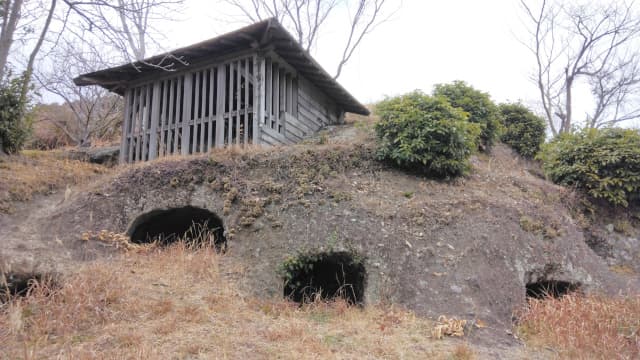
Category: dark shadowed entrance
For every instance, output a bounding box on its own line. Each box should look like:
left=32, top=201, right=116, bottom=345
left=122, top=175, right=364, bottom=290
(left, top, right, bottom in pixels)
left=283, top=252, right=366, bottom=305
left=127, top=206, right=225, bottom=248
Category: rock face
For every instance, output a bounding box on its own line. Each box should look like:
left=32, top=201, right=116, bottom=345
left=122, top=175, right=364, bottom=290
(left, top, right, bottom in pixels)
left=2, top=142, right=638, bottom=328
left=65, top=146, right=120, bottom=166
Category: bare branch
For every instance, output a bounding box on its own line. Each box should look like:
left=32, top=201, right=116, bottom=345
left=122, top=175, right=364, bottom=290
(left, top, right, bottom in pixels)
left=221, top=0, right=395, bottom=79
left=520, top=0, right=640, bottom=133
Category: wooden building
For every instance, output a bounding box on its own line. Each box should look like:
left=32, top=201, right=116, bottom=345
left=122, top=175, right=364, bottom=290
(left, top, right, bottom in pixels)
left=74, top=19, right=369, bottom=164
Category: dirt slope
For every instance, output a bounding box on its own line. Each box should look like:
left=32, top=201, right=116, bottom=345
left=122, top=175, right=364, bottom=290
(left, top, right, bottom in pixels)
left=1, top=125, right=639, bottom=347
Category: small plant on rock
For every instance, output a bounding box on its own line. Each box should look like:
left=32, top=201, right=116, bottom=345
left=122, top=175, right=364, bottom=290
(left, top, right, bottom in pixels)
left=499, top=102, right=546, bottom=158
left=538, top=127, right=640, bottom=207
left=433, top=80, right=501, bottom=151
left=374, top=91, right=481, bottom=178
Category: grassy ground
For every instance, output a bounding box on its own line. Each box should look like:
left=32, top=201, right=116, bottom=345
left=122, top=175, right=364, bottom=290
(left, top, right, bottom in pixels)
left=516, top=294, right=640, bottom=359
left=0, top=150, right=109, bottom=213
left=4, top=240, right=637, bottom=359
left=0, top=242, right=477, bottom=359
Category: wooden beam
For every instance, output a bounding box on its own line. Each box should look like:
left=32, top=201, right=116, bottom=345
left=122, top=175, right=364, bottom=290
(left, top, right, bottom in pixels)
left=120, top=88, right=132, bottom=164
left=228, top=61, right=234, bottom=145
left=244, top=57, right=249, bottom=145
left=265, top=57, right=272, bottom=126
left=173, top=77, right=182, bottom=155
left=292, top=78, right=298, bottom=118
left=141, top=84, right=151, bottom=161
left=215, top=64, right=226, bottom=148
left=148, top=81, right=161, bottom=160
left=253, top=54, right=264, bottom=145
left=236, top=59, right=242, bottom=145
left=159, top=80, right=167, bottom=157
left=274, top=64, right=280, bottom=130
left=128, top=87, right=138, bottom=163
left=200, top=70, right=207, bottom=152
left=208, top=67, right=215, bottom=151
left=192, top=71, right=200, bottom=154
left=181, top=73, right=193, bottom=155
left=167, top=78, right=175, bottom=154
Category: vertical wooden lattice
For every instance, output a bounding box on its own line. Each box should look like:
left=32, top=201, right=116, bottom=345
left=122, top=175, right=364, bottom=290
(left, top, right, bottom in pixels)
left=120, top=55, right=258, bottom=163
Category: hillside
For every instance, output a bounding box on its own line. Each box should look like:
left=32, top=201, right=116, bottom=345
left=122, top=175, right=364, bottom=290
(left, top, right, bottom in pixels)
left=1, top=121, right=639, bottom=358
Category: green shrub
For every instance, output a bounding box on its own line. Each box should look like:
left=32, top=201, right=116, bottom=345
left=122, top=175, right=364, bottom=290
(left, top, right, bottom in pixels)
left=0, top=78, right=29, bottom=154
left=538, top=128, right=640, bottom=207
left=374, top=91, right=481, bottom=178
left=432, top=80, right=501, bottom=151
left=499, top=102, right=546, bottom=158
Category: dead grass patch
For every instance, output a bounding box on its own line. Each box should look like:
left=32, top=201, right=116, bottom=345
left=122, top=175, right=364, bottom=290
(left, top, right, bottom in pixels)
left=0, top=241, right=480, bottom=359
left=0, top=149, right=109, bottom=213
left=517, top=294, right=640, bottom=359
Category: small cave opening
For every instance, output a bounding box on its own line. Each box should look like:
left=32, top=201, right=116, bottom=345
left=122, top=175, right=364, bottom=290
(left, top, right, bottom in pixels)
left=282, top=251, right=366, bottom=305
left=526, top=280, right=581, bottom=299
left=1, top=272, right=54, bottom=302
left=127, top=206, right=226, bottom=249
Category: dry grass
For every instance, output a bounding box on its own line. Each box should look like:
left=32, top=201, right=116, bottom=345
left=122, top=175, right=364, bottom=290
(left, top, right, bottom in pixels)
left=0, top=242, right=476, bottom=359
left=0, top=150, right=109, bottom=213
left=517, top=294, right=640, bottom=359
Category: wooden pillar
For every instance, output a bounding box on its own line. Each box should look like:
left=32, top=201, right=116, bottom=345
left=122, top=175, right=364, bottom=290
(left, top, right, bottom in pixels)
left=286, top=75, right=293, bottom=114
left=253, top=54, right=265, bottom=145
left=244, top=57, right=250, bottom=145
left=273, top=64, right=280, bottom=130
left=159, top=80, right=167, bottom=158
left=172, top=77, right=182, bottom=155
left=215, top=64, right=226, bottom=148
left=136, top=87, right=145, bottom=162
left=192, top=71, right=201, bottom=154
left=141, top=85, right=151, bottom=161
left=120, top=88, right=132, bottom=164
left=208, top=68, right=215, bottom=151
left=236, top=60, right=242, bottom=145
left=292, top=78, right=298, bottom=118
left=165, top=79, right=174, bottom=156
left=200, top=70, right=207, bottom=152
left=265, top=57, right=272, bottom=127
left=228, top=62, right=234, bottom=145
left=148, top=81, right=161, bottom=160
left=128, top=87, right=138, bottom=163
left=181, top=73, right=193, bottom=155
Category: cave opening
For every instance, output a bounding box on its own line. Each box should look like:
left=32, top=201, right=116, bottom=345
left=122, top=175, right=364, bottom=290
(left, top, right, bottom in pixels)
left=127, top=206, right=226, bottom=249
left=526, top=280, right=581, bottom=299
left=283, top=251, right=366, bottom=305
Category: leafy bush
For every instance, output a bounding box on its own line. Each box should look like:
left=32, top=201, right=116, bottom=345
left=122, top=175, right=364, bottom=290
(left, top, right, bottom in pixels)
left=499, top=103, right=546, bottom=158
left=538, top=128, right=640, bottom=207
left=0, top=78, right=29, bottom=154
left=432, top=81, right=501, bottom=151
left=374, top=91, right=481, bottom=178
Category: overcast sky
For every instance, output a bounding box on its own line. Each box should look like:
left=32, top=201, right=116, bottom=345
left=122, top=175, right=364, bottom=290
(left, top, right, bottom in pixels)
left=59, top=0, right=635, bottom=127
left=161, top=0, right=540, bottom=105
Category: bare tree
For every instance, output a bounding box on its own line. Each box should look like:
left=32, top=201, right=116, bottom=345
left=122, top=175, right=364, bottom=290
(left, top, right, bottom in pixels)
left=520, top=0, right=640, bottom=135
left=62, top=0, right=186, bottom=69
left=0, top=0, right=24, bottom=80
left=223, top=0, right=393, bottom=79
left=35, top=41, right=122, bottom=146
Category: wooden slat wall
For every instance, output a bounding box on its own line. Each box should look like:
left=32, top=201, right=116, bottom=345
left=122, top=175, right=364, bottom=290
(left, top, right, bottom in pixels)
left=118, top=51, right=344, bottom=162
left=291, top=75, right=340, bottom=141
left=119, top=54, right=256, bottom=163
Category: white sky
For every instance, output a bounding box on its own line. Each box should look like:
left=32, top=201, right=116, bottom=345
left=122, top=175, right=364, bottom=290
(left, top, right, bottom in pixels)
left=163, top=0, right=539, bottom=106
left=40, top=0, right=636, bottom=127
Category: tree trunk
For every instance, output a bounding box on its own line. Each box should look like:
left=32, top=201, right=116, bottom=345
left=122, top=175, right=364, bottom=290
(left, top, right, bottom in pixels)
left=564, top=71, right=573, bottom=133
left=0, top=0, right=24, bottom=80
left=19, top=0, right=56, bottom=104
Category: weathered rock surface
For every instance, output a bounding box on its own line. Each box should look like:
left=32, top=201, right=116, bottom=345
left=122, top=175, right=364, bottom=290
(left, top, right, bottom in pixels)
left=1, top=141, right=638, bottom=331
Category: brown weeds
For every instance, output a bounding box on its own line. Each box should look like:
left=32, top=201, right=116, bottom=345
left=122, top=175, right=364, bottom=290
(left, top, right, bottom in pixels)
left=0, top=150, right=108, bottom=213
left=0, top=241, right=477, bottom=359
left=517, top=294, right=640, bottom=359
